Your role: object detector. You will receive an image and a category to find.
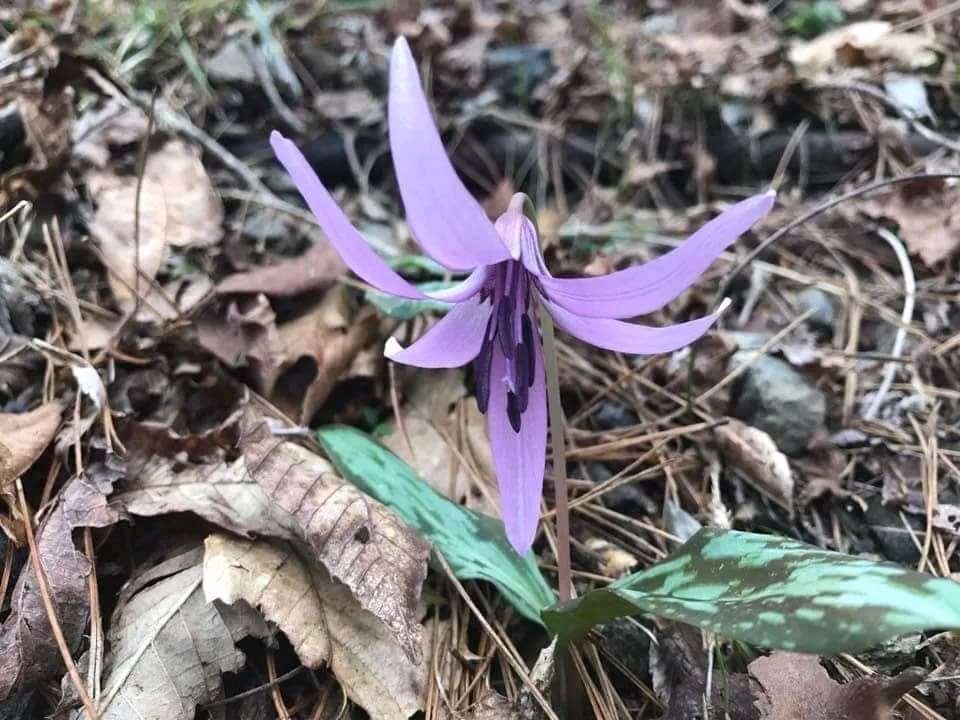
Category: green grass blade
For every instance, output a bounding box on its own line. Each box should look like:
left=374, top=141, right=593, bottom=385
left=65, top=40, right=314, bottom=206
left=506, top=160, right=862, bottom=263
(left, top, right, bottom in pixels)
left=316, top=425, right=554, bottom=624
left=543, top=528, right=960, bottom=653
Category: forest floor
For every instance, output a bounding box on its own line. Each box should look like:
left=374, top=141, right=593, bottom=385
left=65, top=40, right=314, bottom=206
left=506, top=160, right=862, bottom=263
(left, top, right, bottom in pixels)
left=2, top=0, right=960, bottom=718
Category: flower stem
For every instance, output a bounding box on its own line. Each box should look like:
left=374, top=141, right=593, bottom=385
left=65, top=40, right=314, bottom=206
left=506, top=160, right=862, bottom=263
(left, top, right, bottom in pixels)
left=537, top=304, right=573, bottom=603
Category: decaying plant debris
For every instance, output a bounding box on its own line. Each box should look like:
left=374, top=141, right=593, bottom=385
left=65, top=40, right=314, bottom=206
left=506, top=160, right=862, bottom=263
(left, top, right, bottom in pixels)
left=2, top=1, right=960, bottom=718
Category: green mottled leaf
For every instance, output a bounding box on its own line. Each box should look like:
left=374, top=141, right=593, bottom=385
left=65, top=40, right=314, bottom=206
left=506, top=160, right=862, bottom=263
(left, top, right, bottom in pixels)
left=316, top=425, right=554, bottom=624
left=543, top=528, right=960, bottom=653
left=365, top=281, right=454, bottom=320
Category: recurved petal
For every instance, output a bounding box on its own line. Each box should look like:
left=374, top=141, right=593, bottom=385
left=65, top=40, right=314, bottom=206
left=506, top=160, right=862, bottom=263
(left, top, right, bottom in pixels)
left=384, top=296, right=492, bottom=368
left=537, top=192, right=775, bottom=319
left=389, top=37, right=509, bottom=271
left=545, top=298, right=729, bottom=355
left=487, top=331, right=547, bottom=554
left=271, top=130, right=425, bottom=300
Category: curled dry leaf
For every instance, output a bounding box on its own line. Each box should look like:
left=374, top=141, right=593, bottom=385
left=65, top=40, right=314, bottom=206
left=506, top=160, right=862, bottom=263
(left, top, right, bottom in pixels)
left=749, top=651, right=925, bottom=720
left=0, top=401, right=62, bottom=540
left=116, top=405, right=430, bottom=661
left=203, top=533, right=422, bottom=720
left=267, top=286, right=379, bottom=423
left=0, top=478, right=93, bottom=698
left=715, top=418, right=794, bottom=513
left=215, top=241, right=346, bottom=298
left=789, top=21, right=939, bottom=81
left=86, top=139, right=223, bottom=318
left=81, top=546, right=268, bottom=720
left=863, top=186, right=960, bottom=268
left=197, top=286, right=377, bottom=423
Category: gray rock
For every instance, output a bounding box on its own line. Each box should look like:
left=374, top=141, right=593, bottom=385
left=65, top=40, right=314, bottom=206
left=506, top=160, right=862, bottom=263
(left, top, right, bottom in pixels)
left=796, top=287, right=835, bottom=335
left=205, top=39, right=257, bottom=85
left=731, top=354, right=826, bottom=454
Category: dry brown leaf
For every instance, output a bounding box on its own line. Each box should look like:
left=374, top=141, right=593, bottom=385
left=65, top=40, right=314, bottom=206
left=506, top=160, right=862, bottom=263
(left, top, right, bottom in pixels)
left=116, top=405, right=430, bottom=661
left=0, top=478, right=93, bottom=698
left=789, top=21, right=938, bottom=81
left=749, top=651, right=924, bottom=720
left=864, top=186, right=960, bottom=268
left=216, top=241, right=346, bottom=298
left=195, top=293, right=277, bottom=371
left=0, top=401, right=63, bottom=541
left=197, top=286, right=377, bottom=422
left=72, top=99, right=150, bottom=168
left=83, top=546, right=268, bottom=720
left=268, top=286, right=379, bottom=423
left=0, top=401, right=62, bottom=491
left=16, top=86, right=73, bottom=174
left=584, top=537, right=638, bottom=578
left=87, top=139, right=223, bottom=317
left=203, top=533, right=422, bottom=720
left=715, top=418, right=794, bottom=513
left=384, top=369, right=497, bottom=514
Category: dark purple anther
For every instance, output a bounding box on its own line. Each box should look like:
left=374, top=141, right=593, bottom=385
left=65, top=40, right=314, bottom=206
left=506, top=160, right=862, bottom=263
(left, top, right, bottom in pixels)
left=474, top=337, right=493, bottom=412
left=506, top=391, right=522, bottom=432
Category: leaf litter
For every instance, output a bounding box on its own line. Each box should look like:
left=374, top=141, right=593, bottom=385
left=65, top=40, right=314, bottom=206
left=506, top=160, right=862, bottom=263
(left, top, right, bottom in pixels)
left=3, top=0, right=960, bottom=717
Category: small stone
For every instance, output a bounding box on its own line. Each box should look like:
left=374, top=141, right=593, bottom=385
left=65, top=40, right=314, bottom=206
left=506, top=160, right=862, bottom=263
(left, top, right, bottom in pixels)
left=205, top=39, right=257, bottom=85
left=731, top=354, right=826, bottom=455
left=592, top=401, right=639, bottom=430
left=796, top=287, right=835, bottom=336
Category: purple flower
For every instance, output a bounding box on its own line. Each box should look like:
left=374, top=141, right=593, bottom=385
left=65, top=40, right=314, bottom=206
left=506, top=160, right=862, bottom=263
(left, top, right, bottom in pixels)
left=270, top=37, right=775, bottom=553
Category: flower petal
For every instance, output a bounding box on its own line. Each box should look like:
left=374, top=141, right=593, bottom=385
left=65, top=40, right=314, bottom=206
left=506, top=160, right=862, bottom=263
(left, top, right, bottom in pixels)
left=271, top=130, right=425, bottom=299
left=385, top=296, right=492, bottom=368
left=536, top=192, right=775, bottom=319
left=487, top=327, right=547, bottom=553
left=545, top=298, right=729, bottom=355
left=389, top=37, right=509, bottom=270
left=271, top=131, right=486, bottom=303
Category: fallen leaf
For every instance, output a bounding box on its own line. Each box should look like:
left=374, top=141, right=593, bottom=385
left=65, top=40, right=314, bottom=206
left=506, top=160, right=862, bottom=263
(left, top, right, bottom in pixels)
left=863, top=186, right=960, bottom=268
left=116, top=405, right=430, bottom=661
left=313, top=88, right=383, bottom=122
left=197, top=287, right=377, bottom=422
left=0, top=478, right=93, bottom=698
left=933, top=503, right=960, bottom=535
left=16, top=87, right=72, bottom=174
left=749, top=651, right=924, bottom=720
left=0, top=402, right=63, bottom=541
left=715, top=418, right=794, bottom=513
left=195, top=293, right=277, bottom=371
left=87, top=139, right=223, bottom=316
left=215, top=241, right=346, bottom=297
left=383, top=369, right=497, bottom=513
left=84, top=546, right=268, bottom=720
left=789, top=21, right=938, bottom=81
left=268, top=286, right=379, bottom=423
left=584, top=537, right=638, bottom=578
left=72, top=98, right=150, bottom=168
left=203, top=533, right=422, bottom=720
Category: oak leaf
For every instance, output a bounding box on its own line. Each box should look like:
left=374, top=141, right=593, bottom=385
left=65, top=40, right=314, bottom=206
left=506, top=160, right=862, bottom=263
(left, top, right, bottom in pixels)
left=203, top=533, right=422, bottom=720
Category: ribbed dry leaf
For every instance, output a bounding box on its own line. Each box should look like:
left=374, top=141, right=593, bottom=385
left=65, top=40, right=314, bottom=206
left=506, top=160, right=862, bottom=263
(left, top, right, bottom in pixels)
left=84, top=546, right=268, bottom=720
left=116, top=405, right=429, bottom=660
left=203, top=533, right=422, bottom=720
left=0, top=479, right=91, bottom=698
left=715, top=418, right=794, bottom=513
